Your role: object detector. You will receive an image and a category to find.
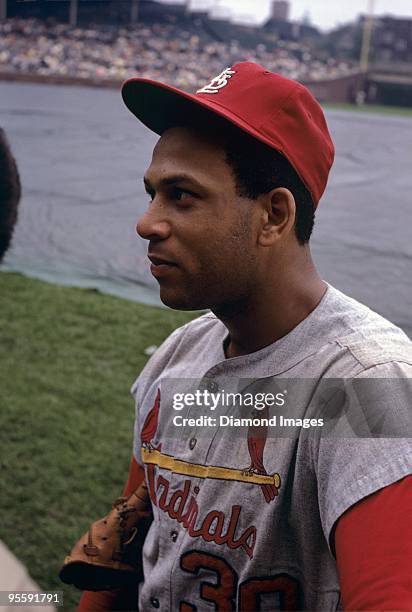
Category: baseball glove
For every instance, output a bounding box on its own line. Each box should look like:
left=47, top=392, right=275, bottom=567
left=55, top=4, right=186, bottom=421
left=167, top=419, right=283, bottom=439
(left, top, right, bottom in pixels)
left=59, top=481, right=153, bottom=591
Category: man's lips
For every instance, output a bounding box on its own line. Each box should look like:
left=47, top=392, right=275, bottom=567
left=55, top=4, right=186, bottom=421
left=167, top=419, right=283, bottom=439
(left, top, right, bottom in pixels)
left=148, top=253, right=178, bottom=277
left=148, top=253, right=177, bottom=266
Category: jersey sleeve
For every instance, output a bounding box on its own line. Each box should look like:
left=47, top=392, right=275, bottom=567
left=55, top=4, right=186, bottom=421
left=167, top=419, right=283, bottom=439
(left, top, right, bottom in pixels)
left=335, top=475, right=412, bottom=610
left=130, top=322, right=193, bottom=465
left=313, top=361, right=412, bottom=553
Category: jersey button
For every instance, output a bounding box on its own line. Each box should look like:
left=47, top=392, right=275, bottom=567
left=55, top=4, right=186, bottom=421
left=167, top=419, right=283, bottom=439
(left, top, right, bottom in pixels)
left=189, top=437, right=197, bottom=450
left=170, top=530, right=178, bottom=542
left=207, top=380, right=219, bottom=392
left=150, top=597, right=160, bottom=608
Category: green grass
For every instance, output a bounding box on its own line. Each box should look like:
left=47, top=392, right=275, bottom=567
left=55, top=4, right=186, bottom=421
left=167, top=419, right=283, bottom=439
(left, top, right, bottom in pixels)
left=0, top=272, right=197, bottom=610
left=323, top=102, right=412, bottom=117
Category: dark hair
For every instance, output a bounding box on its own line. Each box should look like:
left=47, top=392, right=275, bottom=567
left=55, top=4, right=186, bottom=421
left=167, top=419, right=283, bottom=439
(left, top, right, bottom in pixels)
left=224, top=129, right=315, bottom=244
left=0, top=128, right=21, bottom=260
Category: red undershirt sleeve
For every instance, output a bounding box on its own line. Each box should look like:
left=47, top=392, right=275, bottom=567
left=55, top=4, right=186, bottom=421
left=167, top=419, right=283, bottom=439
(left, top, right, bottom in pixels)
left=335, top=474, right=412, bottom=611
left=122, top=455, right=146, bottom=497
left=78, top=456, right=145, bottom=611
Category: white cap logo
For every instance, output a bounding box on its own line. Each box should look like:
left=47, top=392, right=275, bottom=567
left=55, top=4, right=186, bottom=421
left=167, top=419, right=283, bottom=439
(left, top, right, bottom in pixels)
left=196, top=68, right=236, bottom=95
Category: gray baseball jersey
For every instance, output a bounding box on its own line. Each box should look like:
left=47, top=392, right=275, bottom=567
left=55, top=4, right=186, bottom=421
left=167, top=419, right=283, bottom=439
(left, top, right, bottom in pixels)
left=131, top=284, right=412, bottom=611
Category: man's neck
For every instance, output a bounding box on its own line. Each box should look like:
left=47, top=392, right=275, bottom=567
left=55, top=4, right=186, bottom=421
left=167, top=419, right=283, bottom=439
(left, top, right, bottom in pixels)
left=214, top=268, right=327, bottom=359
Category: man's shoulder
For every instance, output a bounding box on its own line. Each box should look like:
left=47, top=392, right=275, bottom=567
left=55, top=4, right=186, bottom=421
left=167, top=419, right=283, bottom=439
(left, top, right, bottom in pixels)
left=132, top=312, right=222, bottom=392
left=323, top=286, right=412, bottom=374
left=161, top=312, right=222, bottom=350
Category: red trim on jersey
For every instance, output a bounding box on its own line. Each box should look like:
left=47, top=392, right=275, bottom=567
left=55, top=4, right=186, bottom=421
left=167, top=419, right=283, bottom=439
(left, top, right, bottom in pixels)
left=336, top=475, right=412, bottom=611
left=78, top=456, right=144, bottom=611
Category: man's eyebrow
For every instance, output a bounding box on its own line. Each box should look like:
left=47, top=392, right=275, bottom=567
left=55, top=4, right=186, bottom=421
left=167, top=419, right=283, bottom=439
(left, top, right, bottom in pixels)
left=143, top=174, right=205, bottom=191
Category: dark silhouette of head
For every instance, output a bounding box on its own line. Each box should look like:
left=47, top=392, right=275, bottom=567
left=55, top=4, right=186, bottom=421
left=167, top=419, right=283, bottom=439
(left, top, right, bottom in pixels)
left=0, top=128, right=21, bottom=261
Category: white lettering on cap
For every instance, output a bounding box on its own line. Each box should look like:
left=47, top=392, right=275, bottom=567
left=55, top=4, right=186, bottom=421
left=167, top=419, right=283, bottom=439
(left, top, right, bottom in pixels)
left=196, top=68, right=236, bottom=95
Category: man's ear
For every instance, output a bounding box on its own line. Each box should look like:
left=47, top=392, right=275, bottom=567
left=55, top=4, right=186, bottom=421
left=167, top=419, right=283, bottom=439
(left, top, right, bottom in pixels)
left=258, top=188, right=296, bottom=247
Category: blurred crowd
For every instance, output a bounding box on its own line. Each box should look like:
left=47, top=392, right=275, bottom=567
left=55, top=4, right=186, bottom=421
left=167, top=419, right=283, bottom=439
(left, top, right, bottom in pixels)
left=0, top=18, right=357, bottom=88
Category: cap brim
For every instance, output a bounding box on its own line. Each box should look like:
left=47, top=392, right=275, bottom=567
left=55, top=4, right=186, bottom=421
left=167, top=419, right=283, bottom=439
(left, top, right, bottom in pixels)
left=121, top=78, right=276, bottom=149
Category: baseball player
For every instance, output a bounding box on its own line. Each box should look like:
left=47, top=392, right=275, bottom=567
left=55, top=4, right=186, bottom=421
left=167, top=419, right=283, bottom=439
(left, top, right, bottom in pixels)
left=80, top=62, right=412, bottom=610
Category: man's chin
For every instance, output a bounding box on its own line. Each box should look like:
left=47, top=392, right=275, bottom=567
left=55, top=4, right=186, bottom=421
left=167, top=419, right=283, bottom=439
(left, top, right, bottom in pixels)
left=159, top=288, right=207, bottom=312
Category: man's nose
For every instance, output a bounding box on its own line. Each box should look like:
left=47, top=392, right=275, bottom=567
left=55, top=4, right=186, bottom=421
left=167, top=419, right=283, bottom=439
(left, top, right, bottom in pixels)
left=136, top=202, right=171, bottom=241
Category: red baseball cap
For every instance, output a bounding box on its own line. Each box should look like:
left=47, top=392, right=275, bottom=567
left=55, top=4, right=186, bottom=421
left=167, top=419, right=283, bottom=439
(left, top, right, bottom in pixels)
left=122, top=61, right=335, bottom=206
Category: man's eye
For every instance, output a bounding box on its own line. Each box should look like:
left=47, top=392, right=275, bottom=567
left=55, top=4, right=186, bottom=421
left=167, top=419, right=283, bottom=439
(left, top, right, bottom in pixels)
left=171, top=188, right=193, bottom=202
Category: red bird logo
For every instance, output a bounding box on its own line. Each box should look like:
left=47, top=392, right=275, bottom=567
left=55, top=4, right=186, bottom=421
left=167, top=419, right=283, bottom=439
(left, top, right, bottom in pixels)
left=243, top=405, right=278, bottom=503
left=141, top=388, right=162, bottom=452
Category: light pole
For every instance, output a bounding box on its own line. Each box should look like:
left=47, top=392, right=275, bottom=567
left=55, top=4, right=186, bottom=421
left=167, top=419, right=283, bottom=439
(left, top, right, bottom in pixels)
left=130, top=0, right=139, bottom=24
left=69, top=0, right=78, bottom=27
left=360, top=0, right=375, bottom=72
